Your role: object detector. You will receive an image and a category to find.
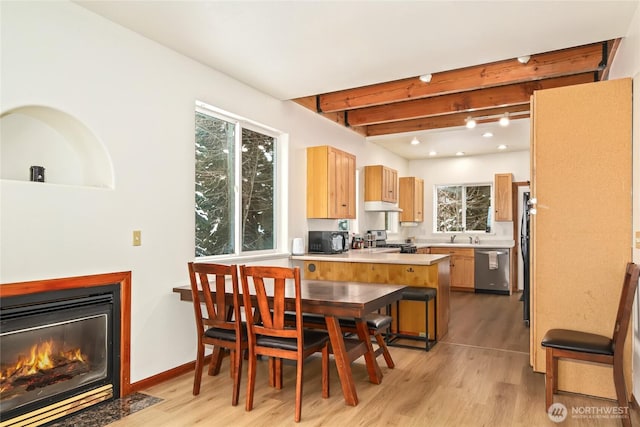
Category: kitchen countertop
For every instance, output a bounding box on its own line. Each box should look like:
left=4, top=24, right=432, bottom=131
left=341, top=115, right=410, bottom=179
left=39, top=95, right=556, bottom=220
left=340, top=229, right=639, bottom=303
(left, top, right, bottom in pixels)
left=410, top=240, right=515, bottom=249
left=291, top=250, right=449, bottom=266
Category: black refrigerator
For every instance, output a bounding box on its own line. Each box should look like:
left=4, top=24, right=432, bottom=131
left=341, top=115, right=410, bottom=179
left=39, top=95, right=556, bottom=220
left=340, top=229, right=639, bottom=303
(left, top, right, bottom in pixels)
left=521, top=192, right=531, bottom=326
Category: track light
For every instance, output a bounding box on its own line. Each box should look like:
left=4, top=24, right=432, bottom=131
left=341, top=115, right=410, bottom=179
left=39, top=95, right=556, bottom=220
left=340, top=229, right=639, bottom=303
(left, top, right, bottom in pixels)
left=465, top=117, right=476, bottom=129
left=517, top=55, right=531, bottom=64
left=419, top=74, right=432, bottom=83
left=499, top=112, right=510, bottom=127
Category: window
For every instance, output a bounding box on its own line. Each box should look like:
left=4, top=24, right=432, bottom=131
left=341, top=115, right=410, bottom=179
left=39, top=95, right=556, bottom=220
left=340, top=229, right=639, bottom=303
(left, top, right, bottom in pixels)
left=435, top=184, right=491, bottom=232
left=195, top=103, right=279, bottom=257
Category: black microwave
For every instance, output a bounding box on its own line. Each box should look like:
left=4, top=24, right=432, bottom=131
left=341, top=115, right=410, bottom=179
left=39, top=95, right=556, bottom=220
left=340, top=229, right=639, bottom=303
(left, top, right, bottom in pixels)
left=308, top=231, right=349, bottom=254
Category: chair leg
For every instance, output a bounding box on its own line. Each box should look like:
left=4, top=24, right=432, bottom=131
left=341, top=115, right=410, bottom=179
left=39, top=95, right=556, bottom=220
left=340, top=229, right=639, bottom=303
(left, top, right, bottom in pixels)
left=209, top=347, right=224, bottom=376
left=374, top=331, right=395, bottom=368
left=245, top=349, right=257, bottom=412
left=231, top=349, right=243, bottom=406
left=322, top=344, right=330, bottom=398
left=193, top=343, right=204, bottom=395
left=613, top=358, right=631, bottom=427
left=274, top=358, right=283, bottom=389
left=545, top=347, right=556, bottom=410
left=295, top=356, right=303, bottom=422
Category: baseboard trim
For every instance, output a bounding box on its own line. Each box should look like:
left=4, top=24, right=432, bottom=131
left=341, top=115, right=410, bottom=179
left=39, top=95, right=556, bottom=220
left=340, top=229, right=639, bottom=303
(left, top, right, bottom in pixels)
left=128, top=355, right=212, bottom=394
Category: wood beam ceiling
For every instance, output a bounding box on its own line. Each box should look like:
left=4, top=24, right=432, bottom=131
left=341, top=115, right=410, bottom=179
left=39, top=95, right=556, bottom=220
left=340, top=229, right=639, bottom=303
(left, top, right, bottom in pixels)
left=292, top=40, right=619, bottom=137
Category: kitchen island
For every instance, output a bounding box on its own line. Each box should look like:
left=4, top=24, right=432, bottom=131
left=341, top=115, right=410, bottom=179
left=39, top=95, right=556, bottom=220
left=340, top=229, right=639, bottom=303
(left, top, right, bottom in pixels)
left=291, top=251, right=450, bottom=340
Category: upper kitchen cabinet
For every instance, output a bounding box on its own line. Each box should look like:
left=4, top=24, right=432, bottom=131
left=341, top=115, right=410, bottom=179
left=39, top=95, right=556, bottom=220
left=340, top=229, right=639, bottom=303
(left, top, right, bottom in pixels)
left=364, top=165, right=398, bottom=203
left=399, top=177, right=424, bottom=223
left=529, top=78, right=631, bottom=401
left=306, top=145, right=356, bottom=219
left=494, top=173, right=513, bottom=221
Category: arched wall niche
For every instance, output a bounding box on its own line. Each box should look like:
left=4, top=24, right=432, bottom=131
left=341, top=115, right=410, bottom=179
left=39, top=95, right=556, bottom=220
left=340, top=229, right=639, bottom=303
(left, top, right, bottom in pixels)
left=0, top=105, right=114, bottom=188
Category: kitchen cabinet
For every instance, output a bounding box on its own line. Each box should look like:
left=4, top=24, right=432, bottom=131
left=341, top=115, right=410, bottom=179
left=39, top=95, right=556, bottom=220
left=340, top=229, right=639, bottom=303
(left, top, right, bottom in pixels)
left=430, top=247, right=474, bottom=291
left=364, top=165, right=398, bottom=203
left=399, top=177, right=424, bottom=222
left=306, top=145, right=356, bottom=219
left=302, top=259, right=449, bottom=340
left=494, top=173, right=513, bottom=221
left=530, top=78, right=632, bottom=400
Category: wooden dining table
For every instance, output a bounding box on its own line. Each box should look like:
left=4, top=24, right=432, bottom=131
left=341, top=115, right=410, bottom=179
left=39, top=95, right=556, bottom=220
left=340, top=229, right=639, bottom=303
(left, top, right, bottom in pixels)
left=173, top=279, right=405, bottom=406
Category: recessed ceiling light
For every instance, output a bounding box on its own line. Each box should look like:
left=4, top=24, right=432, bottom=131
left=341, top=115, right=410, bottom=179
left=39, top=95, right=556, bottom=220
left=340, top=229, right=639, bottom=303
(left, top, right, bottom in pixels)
left=499, top=112, right=510, bottom=127
left=428, top=151, right=437, bottom=156
left=482, top=132, right=493, bottom=138
left=419, top=74, right=432, bottom=83
left=465, top=117, right=476, bottom=129
left=410, top=137, right=420, bottom=145
left=456, top=151, right=465, bottom=156
left=498, top=144, right=508, bottom=150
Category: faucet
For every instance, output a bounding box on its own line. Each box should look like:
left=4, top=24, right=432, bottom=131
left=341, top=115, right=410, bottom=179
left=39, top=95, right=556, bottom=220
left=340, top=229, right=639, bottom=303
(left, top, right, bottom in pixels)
left=450, top=234, right=456, bottom=243
left=469, top=236, right=473, bottom=244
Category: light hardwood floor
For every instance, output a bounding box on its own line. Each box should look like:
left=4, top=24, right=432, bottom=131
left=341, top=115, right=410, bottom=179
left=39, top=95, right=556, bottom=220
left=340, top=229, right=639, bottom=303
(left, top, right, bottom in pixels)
left=109, top=292, right=639, bottom=426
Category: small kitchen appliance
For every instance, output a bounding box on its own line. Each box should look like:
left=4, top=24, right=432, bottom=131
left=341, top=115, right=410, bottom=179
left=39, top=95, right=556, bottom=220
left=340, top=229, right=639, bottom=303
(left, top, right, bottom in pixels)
left=291, top=238, right=305, bottom=255
left=308, top=231, right=349, bottom=254
left=365, top=230, right=417, bottom=253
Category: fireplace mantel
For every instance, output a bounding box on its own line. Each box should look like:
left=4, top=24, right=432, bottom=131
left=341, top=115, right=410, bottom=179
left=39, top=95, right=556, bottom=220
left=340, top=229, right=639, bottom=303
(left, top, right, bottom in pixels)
left=0, top=271, right=132, bottom=397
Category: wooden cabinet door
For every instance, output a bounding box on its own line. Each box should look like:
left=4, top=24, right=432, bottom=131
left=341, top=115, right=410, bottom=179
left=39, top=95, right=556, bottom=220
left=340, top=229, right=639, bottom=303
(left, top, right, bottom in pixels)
left=415, top=178, right=424, bottom=221
left=494, top=173, right=513, bottom=221
left=307, top=145, right=355, bottom=219
left=382, top=167, right=398, bottom=202
left=365, top=165, right=398, bottom=203
left=330, top=148, right=356, bottom=219
left=530, top=78, right=632, bottom=400
left=431, top=248, right=474, bottom=290
left=399, top=177, right=424, bottom=222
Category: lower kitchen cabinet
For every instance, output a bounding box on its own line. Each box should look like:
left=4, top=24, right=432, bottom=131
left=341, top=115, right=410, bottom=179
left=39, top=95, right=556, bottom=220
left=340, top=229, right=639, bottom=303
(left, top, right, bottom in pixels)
left=303, top=260, right=450, bottom=340
left=430, top=248, right=475, bottom=291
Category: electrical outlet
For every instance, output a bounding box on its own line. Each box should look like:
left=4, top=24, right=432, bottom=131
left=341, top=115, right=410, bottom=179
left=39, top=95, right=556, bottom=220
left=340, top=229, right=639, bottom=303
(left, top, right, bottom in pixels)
left=133, top=230, right=141, bottom=246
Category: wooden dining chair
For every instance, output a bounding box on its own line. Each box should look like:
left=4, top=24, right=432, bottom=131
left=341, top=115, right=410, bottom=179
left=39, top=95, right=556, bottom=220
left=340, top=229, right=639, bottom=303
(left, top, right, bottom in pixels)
left=541, top=262, right=640, bottom=426
left=187, top=262, right=247, bottom=406
left=239, top=265, right=330, bottom=423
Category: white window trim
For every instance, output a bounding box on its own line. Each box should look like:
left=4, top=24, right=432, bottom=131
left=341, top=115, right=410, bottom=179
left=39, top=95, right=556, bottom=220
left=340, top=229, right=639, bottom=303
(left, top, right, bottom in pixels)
left=195, top=101, right=289, bottom=261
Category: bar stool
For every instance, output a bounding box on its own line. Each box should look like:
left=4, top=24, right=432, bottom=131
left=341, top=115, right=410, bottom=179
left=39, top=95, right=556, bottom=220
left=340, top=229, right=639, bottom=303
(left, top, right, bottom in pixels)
left=387, top=286, right=437, bottom=351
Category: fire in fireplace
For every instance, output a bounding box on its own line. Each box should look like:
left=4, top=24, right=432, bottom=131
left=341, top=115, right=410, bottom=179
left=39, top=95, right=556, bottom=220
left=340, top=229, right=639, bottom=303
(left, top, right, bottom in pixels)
left=0, top=281, right=124, bottom=426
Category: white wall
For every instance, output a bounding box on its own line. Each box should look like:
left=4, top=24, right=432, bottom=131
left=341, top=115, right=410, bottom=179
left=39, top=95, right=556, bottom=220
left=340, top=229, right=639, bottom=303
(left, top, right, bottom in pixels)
left=608, top=1, right=640, bottom=402
left=404, top=150, right=530, bottom=241
left=0, top=1, right=407, bottom=383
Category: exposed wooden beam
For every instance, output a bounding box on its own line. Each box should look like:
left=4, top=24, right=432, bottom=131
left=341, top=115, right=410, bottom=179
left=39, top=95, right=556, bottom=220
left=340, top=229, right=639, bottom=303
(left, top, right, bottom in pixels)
left=316, top=42, right=609, bottom=113
left=365, top=105, right=530, bottom=136
left=346, top=73, right=595, bottom=127
left=599, top=38, right=622, bottom=81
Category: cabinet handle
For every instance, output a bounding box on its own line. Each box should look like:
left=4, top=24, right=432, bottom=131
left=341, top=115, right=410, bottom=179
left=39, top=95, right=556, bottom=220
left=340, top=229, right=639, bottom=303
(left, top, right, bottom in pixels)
left=406, top=267, right=414, bottom=273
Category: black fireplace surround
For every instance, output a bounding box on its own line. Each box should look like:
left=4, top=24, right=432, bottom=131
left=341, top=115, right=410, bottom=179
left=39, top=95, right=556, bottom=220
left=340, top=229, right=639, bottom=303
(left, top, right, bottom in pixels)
left=0, top=284, right=121, bottom=423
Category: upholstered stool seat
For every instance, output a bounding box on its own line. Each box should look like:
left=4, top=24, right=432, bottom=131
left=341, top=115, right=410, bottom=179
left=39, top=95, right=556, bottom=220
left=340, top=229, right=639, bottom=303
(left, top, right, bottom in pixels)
left=387, top=286, right=437, bottom=351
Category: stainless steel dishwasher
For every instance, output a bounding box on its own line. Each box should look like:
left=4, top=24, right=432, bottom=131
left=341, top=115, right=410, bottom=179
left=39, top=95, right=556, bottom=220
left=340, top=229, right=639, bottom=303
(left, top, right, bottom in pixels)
left=474, top=248, right=510, bottom=295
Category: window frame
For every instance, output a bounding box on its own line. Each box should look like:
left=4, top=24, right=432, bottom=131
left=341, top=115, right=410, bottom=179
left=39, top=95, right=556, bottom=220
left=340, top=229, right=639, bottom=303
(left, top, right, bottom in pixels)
left=433, top=182, right=493, bottom=234
left=195, top=101, right=287, bottom=260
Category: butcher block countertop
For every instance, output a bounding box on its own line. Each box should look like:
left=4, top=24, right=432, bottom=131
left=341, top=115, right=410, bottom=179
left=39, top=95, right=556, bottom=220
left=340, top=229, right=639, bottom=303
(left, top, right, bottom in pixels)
left=291, top=251, right=449, bottom=266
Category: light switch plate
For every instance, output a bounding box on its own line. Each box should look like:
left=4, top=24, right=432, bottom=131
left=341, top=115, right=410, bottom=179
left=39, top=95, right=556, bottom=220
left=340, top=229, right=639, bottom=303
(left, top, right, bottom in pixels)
left=133, top=230, right=141, bottom=246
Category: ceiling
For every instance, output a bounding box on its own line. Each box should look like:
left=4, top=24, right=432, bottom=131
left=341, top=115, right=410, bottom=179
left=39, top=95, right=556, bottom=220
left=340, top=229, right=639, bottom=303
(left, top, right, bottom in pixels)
left=75, top=1, right=638, bottom=159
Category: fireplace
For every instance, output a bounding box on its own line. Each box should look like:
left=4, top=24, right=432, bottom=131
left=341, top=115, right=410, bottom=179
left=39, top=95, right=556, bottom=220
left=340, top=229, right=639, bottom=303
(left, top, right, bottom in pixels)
left=0, top=272, right=131, bottom=426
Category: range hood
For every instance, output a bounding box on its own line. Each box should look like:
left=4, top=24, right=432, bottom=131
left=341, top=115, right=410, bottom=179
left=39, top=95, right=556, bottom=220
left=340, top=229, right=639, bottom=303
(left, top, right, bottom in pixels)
left=364, top=201, right=403, bottom=212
